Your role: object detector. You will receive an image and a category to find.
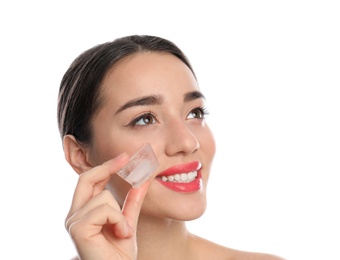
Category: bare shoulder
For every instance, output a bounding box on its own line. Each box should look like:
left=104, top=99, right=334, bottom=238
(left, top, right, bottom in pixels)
left=232, top=250, right=286, bottom=260
left=189, top=234, right=286, bottom=260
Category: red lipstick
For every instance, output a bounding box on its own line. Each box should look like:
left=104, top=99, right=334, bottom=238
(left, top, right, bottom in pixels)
left=156, top=161, right=202, bottom=193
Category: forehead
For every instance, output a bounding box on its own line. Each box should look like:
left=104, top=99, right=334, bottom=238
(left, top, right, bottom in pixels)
left=99, top=52, right=199, bottom=102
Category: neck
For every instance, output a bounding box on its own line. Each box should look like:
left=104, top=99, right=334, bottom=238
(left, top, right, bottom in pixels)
left=136, top=214, right=193, bottom=259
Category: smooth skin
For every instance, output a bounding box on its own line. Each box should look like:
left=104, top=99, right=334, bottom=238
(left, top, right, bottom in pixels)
left=64, top=52, right=285, bottom=259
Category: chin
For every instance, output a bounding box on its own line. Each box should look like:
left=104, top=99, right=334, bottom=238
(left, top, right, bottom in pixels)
left=141, top=183, right=208, bottom=220
left=157, top=196, right=208, bottom=221
left=179, top=210, right=206, bottom=221
left=176, top=202, right=207, bottom=221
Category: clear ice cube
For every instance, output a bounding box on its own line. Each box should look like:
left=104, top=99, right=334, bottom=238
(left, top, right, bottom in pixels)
left=117, top=143, right=159, bottom=187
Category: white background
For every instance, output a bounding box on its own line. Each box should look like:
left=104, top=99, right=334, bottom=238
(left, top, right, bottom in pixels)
left=1, top=1, right=339, bottom=259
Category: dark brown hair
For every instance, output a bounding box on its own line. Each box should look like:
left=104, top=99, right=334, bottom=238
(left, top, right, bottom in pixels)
left=57, top=35, right=195, bottom=145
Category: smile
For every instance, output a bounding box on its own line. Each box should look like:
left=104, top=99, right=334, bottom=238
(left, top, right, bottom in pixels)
left=160, top=171, right=198, bottom=183
left=156, top=161, right=202, bottom=192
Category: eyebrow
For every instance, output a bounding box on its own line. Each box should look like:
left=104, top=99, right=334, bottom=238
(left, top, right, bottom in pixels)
left=115, top=95, right=164, bottom=115
left=184, top=91, right=205, bottom=102
left=115, top=91, right=205, bottom=115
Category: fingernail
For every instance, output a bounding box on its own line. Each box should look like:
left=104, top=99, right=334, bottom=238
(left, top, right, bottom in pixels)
left=116, top=152, right=128, bottom=160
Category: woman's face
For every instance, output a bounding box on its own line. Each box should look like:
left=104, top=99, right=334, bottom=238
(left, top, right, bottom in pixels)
left=88, top=52, right=216, bottom=221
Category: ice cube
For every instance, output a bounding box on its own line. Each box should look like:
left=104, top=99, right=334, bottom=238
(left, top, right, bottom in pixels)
left=117, top=143, right=159, bottom=187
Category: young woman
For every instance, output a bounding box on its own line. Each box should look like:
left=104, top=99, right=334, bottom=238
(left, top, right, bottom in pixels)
left=58, top=35, right=284, bottom=260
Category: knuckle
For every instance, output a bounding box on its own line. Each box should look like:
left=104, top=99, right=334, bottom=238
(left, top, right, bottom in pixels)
left=68, top=221, right=82, bottom=240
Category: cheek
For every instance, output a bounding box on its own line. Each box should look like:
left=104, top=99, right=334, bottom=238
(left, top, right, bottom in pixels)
left=200, top=126, right=216, bottom=184
left=88, top=131, right=131, bottom=165
left=200, top=125, right=216, bottom=161
left=88, top=144, right=117, bottom=165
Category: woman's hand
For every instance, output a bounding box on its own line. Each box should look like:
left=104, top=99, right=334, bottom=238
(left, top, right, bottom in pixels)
left=65, top=153, right=150, bottom=260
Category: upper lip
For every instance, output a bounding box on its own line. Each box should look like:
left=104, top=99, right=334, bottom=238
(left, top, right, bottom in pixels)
left=157, top=161, right=201, bottom=177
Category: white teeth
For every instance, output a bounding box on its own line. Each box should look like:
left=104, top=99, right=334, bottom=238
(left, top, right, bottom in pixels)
left=161, top=171, right=197, bottom=183
left=188, top=172, right=195, bottom=179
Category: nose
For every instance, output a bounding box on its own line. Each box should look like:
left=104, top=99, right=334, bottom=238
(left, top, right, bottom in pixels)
left=164, top=119, right=200, bottom=156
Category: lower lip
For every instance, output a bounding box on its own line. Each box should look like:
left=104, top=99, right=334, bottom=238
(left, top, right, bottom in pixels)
left=156, top=171, right=202, bottom=193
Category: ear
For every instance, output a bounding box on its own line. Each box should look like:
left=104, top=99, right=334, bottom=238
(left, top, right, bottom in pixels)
left=63, top=135, right=93, bottom=174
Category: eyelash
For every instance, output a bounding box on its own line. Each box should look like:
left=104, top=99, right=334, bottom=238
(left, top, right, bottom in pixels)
left=126, top=106, right=209, bottom=128
left=188, top=106, right=209, bottom=119
left=126, top=111, right=158, bottom=128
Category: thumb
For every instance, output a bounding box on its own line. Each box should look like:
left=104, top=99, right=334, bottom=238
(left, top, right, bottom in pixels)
left=121, top=180, right=151, bottom=230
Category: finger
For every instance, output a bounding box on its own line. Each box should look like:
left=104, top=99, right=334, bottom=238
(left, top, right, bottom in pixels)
left=68, top=153, right=129, bottom=217
left=121, top=180, right=151, bottom=230
left=68, top=203, right=133, bottom=241
left=66, top=189, right=121, bottom=231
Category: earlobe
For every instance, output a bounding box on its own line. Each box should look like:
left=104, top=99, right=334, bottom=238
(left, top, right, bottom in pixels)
left=63, top=135, right=92, bottom=174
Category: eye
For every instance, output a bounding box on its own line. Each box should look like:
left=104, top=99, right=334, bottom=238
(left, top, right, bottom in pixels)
left=187, top=106, right=209, bottom=120
left=127, top=112, right=157, bottom=127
